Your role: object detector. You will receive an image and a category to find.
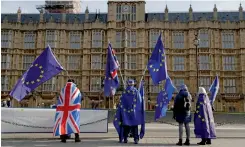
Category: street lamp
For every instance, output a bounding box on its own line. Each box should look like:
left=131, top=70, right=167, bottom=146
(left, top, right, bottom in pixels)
left=193, top=31, right=200, bottom=93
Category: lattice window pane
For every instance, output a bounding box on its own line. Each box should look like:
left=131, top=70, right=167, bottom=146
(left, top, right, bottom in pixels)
left=46, top=30, right=58, bottom=48
left=90, top=77, right=101, bottom=92
left=173, top=78, right=185, bottom=90
left=24, top=31, right=36, bottom=49
left=23, top=55, right=35, bottom=70
left=1, top=30, right=12, bottom=48
left=199, top=55, right=210, bottom=70
left=42, top=77, right=56, bottom=92
left=198, top=29, right=209, bottom=48
left=173, top=31, right=184, bottom=49
left=224, top=79, right=236, bottom=93
left=149, top=30, right=159, bottom=48
left=223, top=56, right=235, bottom=71
left=1, top=54, right=11, bottom=69
left=92, top=30, right=102, bottom=48
left=199, top=77, right=210, bottom=91
left=173, top=56, right=185, bottom=71
left=68, top=55, right=80, bottom=70
left=222, top=31, right=234, bottom=49
left=70, top=31, right=81, bottom=49
left=91, top=54, right=102, bottom=69
left=1, top=76, right=9, bottom=91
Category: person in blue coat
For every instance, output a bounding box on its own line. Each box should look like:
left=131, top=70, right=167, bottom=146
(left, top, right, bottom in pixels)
left=173, top=84, right=192, bottom=146
left=113, top=79, right=145, bottom=144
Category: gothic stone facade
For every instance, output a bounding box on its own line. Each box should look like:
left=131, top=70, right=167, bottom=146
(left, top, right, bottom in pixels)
left=1, top=1, right=245, bottom=112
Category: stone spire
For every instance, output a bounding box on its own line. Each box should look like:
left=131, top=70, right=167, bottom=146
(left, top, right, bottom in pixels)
left=17, top=7, right=21, bottom=22
left=213, top=4, right=218, bottom=21
left=164, top=5, right=168, bottom=21
left=239, top=3, right=243, bottom=21
left=189, top=4, right=193, bottom=21
left=40, top=8, right=44, bottom=23
left=85, top=6, right=89, bottom=22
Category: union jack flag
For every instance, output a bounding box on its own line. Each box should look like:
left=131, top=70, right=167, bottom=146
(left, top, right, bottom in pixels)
left=104, top=43, right=120, bottom=97
left=53, top=82, right=82, bottom=136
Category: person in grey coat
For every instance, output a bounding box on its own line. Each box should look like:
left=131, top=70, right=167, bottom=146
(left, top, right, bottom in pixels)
left=173, top=84, right=192, bottom=146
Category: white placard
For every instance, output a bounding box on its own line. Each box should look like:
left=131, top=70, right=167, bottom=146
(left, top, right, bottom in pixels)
left=1, top=108, right=108, bottom=133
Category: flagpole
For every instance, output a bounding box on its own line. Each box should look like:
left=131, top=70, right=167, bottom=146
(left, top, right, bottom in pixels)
left=118, top=67, right=126, bottom=89
left=107, top=40, right=126, bottom=89
left=139, top=65, right=148, bottom=88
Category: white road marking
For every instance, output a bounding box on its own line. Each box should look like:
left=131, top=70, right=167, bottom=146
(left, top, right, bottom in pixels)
left=34, top=145, right=48, bottom=147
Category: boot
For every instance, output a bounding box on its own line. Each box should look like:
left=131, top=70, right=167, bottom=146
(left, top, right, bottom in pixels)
left=123, top=139, right=128, bottom=143
left=197, top=138, right=206, bottom=145
left=206, top=138, right=211, bottom=145
left=134, top=139, right=139, bottom=144
left=60, top=135, right=66, bottom=143
left=74, top=133, right=81, bottom=142
left=176, top=139, right=183, bottom=146
left=184, top=139, right=190, bottom=146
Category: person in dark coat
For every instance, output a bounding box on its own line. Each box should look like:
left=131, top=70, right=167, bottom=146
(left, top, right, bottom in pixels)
left=173, top=84, right=192, bottom=146
left=194, top=87, right=216, bottom=145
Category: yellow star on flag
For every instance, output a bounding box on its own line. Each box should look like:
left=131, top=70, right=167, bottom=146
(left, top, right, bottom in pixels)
left=37, top=79, right=40, bottom=82
left=160, top=63, right=163, bottom=66
left=115, top=118, right=117, bottom=121
left=198, top=115, right=201, bottom=118
left=39, top=66, right=42, bottom=69
left=26, top=82, right=29, bottom=85
left=31, top=81, right=35, bottom=84
left=41, top=70, right=44, bottom=74
left=35, top=64, right=38, bottom=66
left=149, top=65, right=153, bottom=68
left=40, top=75, right=43, bottom=78
left=202, top=119, right=205, bottom=122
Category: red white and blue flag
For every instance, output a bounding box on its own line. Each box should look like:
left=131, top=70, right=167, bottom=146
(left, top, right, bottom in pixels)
left=53, top=82, right=82, bottom=136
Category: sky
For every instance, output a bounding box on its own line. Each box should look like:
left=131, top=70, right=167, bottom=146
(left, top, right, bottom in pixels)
left=1, top=0, right=245, bottom=14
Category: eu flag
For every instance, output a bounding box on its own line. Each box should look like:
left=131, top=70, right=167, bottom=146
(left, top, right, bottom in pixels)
left=10, top=46, right=64, bottom=101
left=104, top=43, right=120, bottom=97
left=147, top=34, right=167, bottom=85
left=113, top=102, right=124, bottom=142
left=138, top=80, right=145, bottom=139
left=155, top=77, right=176, bottom=120
left=209, top=75, right=219, bottom=105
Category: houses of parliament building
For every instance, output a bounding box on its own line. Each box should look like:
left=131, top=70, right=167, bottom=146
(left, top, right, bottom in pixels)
left=1, top=0, right=245, bottom=112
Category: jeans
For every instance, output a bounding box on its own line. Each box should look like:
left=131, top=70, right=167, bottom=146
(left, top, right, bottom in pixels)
left=179, top=122, right=190, bottom=140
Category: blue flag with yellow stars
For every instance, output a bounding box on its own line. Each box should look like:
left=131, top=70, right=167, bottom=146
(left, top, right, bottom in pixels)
left=209, top=75, right=219, bottom=105
left=138, top=80, right=145, bottom=139
left=155, top=77, right=176, bottom=120
left=113, top=101, right=124, bottom=141
left=194, top=91, right=216, bottom=139
left=104, top=43, right=120, bottom=97
left=10, top=46, right=64, bottom=101
left=147, top=34, right=168, bottom=85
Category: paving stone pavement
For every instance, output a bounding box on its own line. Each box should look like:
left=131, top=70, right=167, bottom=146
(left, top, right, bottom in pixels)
left=2, top=138, right=245, bottom=147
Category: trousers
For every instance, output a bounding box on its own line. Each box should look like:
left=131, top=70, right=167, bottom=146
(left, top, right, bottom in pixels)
left=179, top=122, right=190, bottom=140
left=123, top=125, right=139, bottom=141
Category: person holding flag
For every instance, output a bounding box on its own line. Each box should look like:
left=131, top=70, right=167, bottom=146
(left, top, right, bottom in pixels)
left=194, top=87, right=216, bottom=145
left=53, top=79, right=82, bottom=143
left=173, top=84, right=192, bottom=146
left=113, top=79, right=145, bottom=144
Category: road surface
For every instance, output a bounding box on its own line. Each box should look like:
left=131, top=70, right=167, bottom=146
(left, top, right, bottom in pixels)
left=2, top=123, right=245, bottom=147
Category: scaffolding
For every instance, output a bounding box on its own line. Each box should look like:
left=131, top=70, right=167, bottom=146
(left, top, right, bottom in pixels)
left=36, top=0, right=81, bottom=13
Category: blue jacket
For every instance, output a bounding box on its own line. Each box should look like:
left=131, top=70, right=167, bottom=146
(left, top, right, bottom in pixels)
left=173, top=89, right=192, bottom=123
